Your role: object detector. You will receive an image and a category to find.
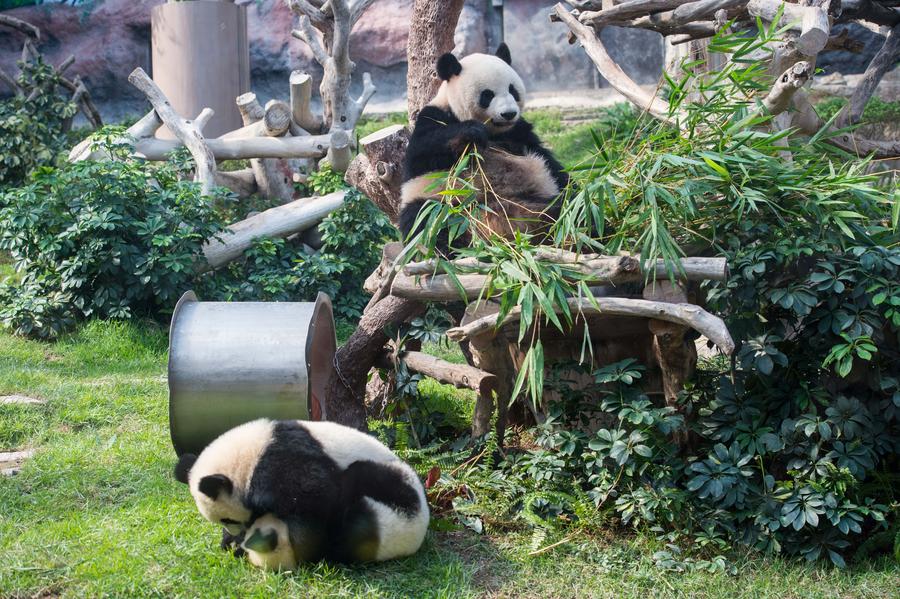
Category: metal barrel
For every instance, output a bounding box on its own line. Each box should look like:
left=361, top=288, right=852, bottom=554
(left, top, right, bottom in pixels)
left=168, top=291, right=336, bottom=456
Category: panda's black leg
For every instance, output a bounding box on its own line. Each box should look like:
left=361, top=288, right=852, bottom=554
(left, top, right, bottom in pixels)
left=220, top=527, right=246, bottom=557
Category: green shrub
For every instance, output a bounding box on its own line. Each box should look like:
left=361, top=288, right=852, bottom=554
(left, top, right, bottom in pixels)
left=0, top=58, right=77, bottom=189
left=404, top=22, right=899, bottom=568
left=0, top=130, right=226, bottom=338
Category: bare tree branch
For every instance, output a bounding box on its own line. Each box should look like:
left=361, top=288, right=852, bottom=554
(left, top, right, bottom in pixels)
left=839, top=22, right=900, bottom=126
left=0, top=14, right=40, bottom=40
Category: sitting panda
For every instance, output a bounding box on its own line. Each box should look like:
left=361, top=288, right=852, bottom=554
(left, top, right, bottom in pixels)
left=399, top=43, right=569, bottom=249
left=174, top=419, right=429, bottom=568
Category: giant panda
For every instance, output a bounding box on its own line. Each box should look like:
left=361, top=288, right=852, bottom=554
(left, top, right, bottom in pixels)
left=399, top=43, right=569, bottom=249
left=174, top=418, right=429, bottom=568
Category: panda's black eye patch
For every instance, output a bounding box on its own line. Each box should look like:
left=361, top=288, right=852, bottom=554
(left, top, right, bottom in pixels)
left=509, top=85, right=520, bottom=102
left=479, top=89, right=495, bottom=109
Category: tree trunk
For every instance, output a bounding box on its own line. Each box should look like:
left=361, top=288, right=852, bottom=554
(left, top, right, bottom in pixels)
left=325, top=296, right=425, bottom=430
left=406, top=0, right=466, bottom=122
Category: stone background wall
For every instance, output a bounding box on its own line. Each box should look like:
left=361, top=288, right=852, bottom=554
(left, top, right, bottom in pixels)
left=0, top=0, right=891, bottom=123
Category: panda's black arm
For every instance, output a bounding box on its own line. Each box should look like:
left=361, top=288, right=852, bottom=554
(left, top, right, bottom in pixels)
left=404, top=106, right=489, bottom=179
left=495, top=119, right=570, bottom=191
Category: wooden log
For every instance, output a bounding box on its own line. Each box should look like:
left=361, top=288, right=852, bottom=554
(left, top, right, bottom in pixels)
left=447, top=297, right=736, bottom=355
left=463, top=301, right=515, bottom=441
left=763, top=61, right=812, bottom=114
left=553, top=4, right=679, bottom=125
left=322, top=129, right=352, bottom=172
left=128, top=67, right=217, bottom=197
left=325, top=295, right=425, bottom=430
left=201, top=190, right=346, bottom=270
left=344, top=124, right=409, bottom=223
left=264, top=100, right=293, bottom=137
left=289, top=70, right=322, bottom=134
left=799, top=5, right=831, bottom=56
left=391, top=273, right=496, bottom=302
left=579, top=0, right=690, bottom=27
left=0, top=14, right=40, bottom=40
left=748, top=0, right=807, bottom=31
left=379, top=350, right=497, bottom=396
left=215, top=168, right=258, bottom=198
left=392, top=256, right=728, bottom=301
left=839, top=0, right=900, bottom=27
left=132, top=134, right=332, bottom=161
left=643, top=281, right=696, bottom=447
left=236, top=92, right=265, bottom=125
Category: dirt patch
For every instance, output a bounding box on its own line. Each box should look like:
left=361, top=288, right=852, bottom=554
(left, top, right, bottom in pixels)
left=0, top=395, right=45, bottom=405
left=0, top=449, right=35, bottom=476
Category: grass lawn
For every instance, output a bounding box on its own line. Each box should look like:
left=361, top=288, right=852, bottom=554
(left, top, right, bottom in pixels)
left=0, top=320, right=897, bottom=598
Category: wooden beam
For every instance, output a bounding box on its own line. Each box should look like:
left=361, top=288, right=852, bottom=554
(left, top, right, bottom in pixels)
left=201, top=191, right=346, bottom=270
left=446, top=297, right=736, bottom=355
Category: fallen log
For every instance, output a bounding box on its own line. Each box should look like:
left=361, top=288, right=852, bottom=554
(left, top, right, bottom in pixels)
left=201, top=190, right=346, bottom=270
left=446, top=297, right=736, bottom=355
left=377, top=350, right=496, bottom=396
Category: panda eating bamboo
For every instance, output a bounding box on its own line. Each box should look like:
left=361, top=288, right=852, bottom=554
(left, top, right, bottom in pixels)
left=399, top=43, right=569, bottom=248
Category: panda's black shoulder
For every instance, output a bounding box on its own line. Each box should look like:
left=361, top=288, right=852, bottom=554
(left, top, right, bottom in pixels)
left=413, top=105, right=460, bottom=131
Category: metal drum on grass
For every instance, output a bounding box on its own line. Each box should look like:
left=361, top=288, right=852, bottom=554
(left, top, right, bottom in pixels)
left=168, top=291, right=336, bottom=456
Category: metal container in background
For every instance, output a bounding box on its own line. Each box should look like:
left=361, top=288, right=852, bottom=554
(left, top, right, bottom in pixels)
left=151, top=1, right=250, bottom=139
left=168, top=291, right=336, bottom=456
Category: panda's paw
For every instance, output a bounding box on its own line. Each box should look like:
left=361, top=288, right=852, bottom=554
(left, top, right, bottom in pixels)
left=450, top=121, right=489, bottom=153
left=221, top=527, right=245, bottom=554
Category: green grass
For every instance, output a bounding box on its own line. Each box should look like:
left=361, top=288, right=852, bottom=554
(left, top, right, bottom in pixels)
left=1, top=320, right=897, bottom=598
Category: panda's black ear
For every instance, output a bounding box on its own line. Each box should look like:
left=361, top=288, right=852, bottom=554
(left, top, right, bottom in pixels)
left=174, top=453, right=197, bottom=484
left=436, top=53, right=462, bottom=80
left=199, top=474, right=234, bottom=499
left=495, top=43, right=512, bottom=65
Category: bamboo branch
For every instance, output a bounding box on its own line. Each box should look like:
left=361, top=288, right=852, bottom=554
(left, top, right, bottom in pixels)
left=446, top=297, right=736, bottom=355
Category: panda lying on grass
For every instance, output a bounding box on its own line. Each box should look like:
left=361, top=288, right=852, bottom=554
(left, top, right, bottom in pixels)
left=400, top=43, right=569, bottom=248
left=174, top=419, right=429, bottom=570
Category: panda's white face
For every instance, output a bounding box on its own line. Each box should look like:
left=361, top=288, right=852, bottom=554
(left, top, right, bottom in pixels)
left=441, top=54, right=526, bottom=134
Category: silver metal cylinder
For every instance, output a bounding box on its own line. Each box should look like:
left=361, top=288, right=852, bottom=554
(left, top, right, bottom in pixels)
left=168, top=291, right=336, bottom=456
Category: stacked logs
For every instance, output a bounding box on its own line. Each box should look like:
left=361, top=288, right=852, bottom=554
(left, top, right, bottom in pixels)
left=64, top=0, right=382, bottom=273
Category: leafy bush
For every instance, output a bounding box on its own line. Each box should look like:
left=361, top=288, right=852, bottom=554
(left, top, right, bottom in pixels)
left=400, top=22, right=899, bottom=567
left=0, top=57, right=77, bottom=189
left=0, top=131, right=225, bottom=337
left=197, top=167, right=395, bottom=320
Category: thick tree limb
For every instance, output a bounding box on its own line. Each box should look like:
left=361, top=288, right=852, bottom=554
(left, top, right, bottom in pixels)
left=289, top=71, right=323, bottom=134
left=378, top=350, right=497, bottom=397
left=447, top=297, right=736, bottom=355
left=128, top=67, right=217, bottom=196
left=839, top=22, right=900, bottom=126
left=553, top=4, right=679, bottom=124
left=344, top=125, right=409, bottom=223
left=839, top=0, right=900, bottom=27
left=0, top=14, right=40, bottom=40
left=325, top=296, right=425, bottom=430
left=579, top=0, right=691, bottom=27
left=201, top=191, right=346, bottom=270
